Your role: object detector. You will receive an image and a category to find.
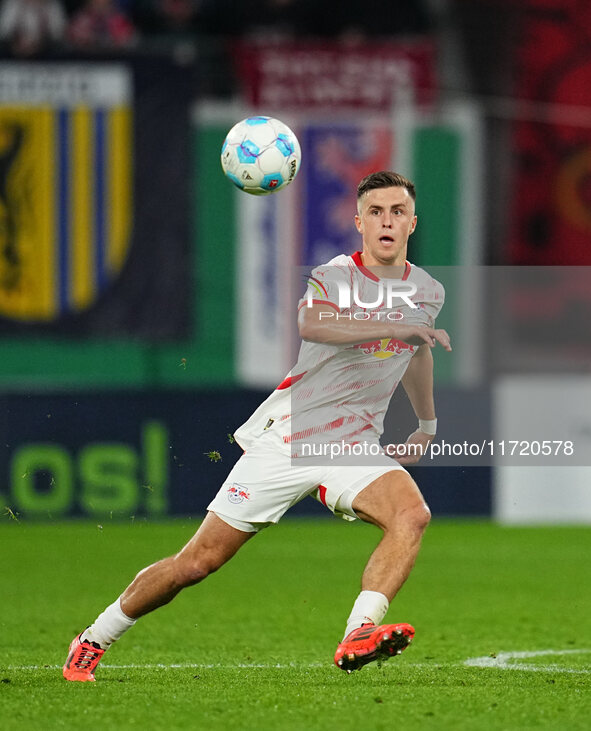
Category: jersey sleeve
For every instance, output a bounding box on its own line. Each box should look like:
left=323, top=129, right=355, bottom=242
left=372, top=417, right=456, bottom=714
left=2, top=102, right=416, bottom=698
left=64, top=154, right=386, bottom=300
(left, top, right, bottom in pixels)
left=297, top=264, right=351, bottom=313
left=405, top=277, right=445, bottom=327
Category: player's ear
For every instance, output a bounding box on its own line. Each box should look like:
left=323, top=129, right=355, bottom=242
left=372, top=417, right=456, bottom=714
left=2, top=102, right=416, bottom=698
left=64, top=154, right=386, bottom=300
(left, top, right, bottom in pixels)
left=409, top=215, right=417, bottom=235
left=354, top=214, right=362, bottom=233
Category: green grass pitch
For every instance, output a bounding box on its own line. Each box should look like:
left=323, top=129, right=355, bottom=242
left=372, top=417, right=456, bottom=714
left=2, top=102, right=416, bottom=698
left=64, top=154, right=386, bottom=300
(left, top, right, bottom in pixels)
left=1, top=518, right=590, bottom=729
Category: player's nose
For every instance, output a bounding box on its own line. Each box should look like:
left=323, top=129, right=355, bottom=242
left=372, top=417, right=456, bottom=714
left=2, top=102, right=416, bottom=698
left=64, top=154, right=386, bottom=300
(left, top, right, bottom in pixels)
left=381, top=211, right=395, bottom=227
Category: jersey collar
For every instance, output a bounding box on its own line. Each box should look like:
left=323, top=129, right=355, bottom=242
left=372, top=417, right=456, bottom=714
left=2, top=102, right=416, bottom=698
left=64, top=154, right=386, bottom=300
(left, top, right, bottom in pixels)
left=352, top=251, right=411, bottom=281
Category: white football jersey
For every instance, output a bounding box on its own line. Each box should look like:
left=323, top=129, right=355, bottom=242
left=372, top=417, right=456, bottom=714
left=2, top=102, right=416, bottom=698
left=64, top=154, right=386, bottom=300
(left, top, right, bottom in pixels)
left=234, top=252, right=444, bottom=457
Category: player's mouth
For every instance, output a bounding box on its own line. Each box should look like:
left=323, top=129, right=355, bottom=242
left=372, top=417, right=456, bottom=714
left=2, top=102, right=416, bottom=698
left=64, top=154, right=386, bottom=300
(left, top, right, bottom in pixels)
left=379, top=235, right=395, bottom=245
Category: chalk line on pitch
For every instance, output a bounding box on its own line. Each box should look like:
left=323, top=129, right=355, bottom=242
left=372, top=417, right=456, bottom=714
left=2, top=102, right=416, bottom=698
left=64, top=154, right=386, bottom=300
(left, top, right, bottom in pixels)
left=464, top=648, right=591, bottom=674
left=6, top=649, right=591, bottom=673
left=4, top=661, right=435, bottom=671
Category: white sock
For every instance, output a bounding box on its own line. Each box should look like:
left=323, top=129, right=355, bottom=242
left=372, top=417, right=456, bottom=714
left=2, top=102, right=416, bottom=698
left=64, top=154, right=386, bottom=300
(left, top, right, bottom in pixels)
left=81, top=597, right=137, bottom=649
left=344, top=590, right=389, bottom=639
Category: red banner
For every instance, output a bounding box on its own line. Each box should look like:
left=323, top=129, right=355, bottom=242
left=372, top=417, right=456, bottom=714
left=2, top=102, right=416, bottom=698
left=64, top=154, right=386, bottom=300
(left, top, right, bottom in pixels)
left=508, top=0, right=591, bottom=264
left=231, top=40, right=436, bottom=110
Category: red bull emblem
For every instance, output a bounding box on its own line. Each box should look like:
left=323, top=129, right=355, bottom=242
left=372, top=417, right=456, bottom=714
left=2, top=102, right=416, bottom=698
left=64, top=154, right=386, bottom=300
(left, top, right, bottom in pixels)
left=227, top=483, right=251, bottom=504
left=354, top=338, right=415, bottom=359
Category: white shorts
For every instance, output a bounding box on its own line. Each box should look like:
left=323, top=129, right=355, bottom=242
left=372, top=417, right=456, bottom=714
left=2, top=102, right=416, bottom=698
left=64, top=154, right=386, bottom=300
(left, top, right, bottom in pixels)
left=207, top=434, right=406, bottom=533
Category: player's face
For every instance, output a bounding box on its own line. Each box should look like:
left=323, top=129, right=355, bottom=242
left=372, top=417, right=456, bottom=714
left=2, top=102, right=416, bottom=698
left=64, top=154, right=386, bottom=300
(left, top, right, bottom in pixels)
left=354, top=186, right=417, bottom=266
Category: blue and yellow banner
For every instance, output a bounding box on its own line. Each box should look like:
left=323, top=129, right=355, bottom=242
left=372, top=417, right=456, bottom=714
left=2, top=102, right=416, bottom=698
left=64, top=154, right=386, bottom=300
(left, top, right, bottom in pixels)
left=0, top=64, right=132, bottom=321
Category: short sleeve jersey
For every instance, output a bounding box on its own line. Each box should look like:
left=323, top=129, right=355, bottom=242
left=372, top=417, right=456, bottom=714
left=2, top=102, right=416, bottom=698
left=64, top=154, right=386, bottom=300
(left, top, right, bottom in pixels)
left=234, top=251, right=444, bottom=457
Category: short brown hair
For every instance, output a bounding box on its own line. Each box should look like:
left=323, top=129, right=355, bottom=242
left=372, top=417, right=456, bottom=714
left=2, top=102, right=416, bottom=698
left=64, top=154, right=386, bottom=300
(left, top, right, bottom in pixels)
left=357, top=171, right=416, bottom=201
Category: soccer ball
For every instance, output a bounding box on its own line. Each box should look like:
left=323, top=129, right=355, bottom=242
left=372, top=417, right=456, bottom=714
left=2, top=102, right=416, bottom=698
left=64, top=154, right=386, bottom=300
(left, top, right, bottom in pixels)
left=220, top=116, right=301, bottom=195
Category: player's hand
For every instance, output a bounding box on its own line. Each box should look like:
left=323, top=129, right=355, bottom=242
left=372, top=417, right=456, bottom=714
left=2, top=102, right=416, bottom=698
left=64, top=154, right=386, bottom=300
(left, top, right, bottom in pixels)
left=385, top=429, right=434, bottom=465
left=392, top=324, right=452, bottom=351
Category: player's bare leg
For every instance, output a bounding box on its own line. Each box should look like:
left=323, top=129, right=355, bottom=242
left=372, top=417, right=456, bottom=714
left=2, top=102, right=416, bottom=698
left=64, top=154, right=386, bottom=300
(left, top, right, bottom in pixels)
left=353, top=470, right=431, bottom=600
left=334, top=470, right=430, bottom=672
left=121, top=512, right=254, bottom=617
left=63, top=512, right=253, bottom=681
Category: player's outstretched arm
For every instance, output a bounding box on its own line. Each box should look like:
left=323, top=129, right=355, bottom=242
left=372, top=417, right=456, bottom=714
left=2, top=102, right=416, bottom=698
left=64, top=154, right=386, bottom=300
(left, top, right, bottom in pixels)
left=401, top=344, right=436, bottom=419
left=299, top=304, right=452, bottom=350
left=384, top=343, right=443, bottom=465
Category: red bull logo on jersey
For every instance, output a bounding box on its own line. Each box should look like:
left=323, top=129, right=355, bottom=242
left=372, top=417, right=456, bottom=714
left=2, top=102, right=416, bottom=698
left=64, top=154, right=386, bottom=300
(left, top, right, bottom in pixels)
left=354, top=338, right=416, bottom=359
left=227, top=483, right=251, bottom=504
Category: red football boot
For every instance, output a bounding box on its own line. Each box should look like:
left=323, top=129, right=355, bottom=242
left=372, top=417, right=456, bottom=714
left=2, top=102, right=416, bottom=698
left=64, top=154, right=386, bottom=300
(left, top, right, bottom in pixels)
left=63, top=633, right=106, bottom=682
left=334, top=623, right=414, bottom=673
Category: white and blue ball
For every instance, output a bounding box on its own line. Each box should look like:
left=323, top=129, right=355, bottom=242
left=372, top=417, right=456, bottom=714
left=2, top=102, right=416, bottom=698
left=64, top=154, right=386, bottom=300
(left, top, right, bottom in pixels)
left=221, top=116, right=301, bottom=195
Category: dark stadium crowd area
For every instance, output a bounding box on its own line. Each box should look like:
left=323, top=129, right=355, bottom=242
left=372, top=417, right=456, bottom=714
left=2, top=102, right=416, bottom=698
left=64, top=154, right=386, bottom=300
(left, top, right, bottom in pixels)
left=0, top=0, right=433, bottom=58
left=0, top=1, right=520, bottom=109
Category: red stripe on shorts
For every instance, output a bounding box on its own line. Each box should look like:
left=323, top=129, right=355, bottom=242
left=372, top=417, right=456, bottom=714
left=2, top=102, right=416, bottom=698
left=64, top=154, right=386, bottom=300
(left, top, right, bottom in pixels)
left=318, top=484, right=328, bottom=507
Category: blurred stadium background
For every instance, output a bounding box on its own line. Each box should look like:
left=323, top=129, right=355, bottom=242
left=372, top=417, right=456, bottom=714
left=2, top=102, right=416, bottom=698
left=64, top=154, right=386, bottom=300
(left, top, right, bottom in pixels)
left=0, top=0, right=590, bottom=526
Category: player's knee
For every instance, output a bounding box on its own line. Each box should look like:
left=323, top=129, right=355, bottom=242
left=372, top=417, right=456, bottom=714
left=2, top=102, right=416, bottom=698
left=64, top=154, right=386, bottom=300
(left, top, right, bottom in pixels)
left=396, top=476, right=430, bottom=531
left=381, top=495, right=429, bottom=532
left=172, top=553, right=219, bottom=588
left=385, top=484, right=430, bottom=534
left=354, top=471, right=429, bottom=532
left=411, top=500, right=431, bottom=532
left=173, top=562, right=209, bottom=588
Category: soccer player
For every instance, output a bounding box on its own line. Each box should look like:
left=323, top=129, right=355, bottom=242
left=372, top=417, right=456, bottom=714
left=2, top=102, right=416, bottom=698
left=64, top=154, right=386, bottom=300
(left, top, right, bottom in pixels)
left=63, top=171, right=451, bottom=681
